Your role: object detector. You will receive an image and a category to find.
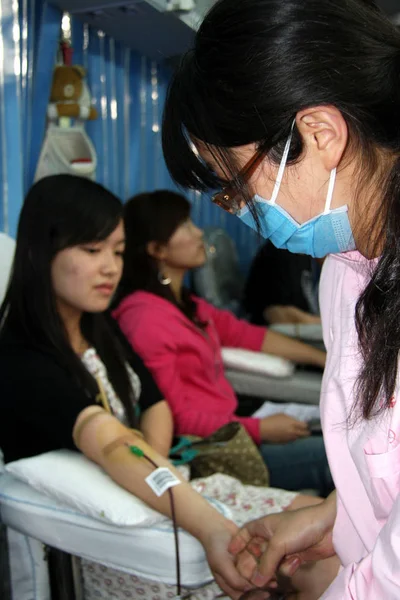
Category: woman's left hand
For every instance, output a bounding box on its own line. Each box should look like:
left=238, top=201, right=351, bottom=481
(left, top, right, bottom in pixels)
left=199, top=518, right=253, bottom=599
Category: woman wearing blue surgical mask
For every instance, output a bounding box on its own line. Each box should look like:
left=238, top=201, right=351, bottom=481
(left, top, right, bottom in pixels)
left=162, top=0, right=400, bottom=598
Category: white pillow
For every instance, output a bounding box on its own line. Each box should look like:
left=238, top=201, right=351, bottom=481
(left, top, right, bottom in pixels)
left=221, top=348, right=294, bottom=378
left=5, top=449, right=168, bottom=527
left=270, top=323, right=323, bottom=342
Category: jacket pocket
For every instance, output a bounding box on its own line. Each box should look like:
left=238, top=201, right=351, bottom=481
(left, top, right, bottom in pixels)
left=364, top=439, right=400, bottom=520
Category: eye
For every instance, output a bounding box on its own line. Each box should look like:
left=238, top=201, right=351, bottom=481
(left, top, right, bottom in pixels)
left=81, top=246, right=100, bottom=254
left=115, top=250, right=125, bottom=257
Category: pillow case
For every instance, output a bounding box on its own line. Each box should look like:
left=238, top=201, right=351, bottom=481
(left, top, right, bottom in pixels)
left=221, top=348, right=294, bottom=378
left=5, top=449, right=167, bottom=526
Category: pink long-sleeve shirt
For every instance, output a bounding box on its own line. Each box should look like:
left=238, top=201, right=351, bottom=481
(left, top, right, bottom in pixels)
left=113, top=291, right=266, bottom=444
left=320, top=251, right=400, bottom=599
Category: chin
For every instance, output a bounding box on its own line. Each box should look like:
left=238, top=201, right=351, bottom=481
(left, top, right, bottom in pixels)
left=197, top=253, right=207, bottom=268
left=84, top=300, right=112, bottom=313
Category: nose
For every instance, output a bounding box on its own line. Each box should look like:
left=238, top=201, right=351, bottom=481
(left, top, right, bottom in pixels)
left=101, top=250, right=121, bottom=276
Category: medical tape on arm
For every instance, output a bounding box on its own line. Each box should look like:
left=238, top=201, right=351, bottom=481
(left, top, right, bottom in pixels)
left=73, top=408, right=104, bottom=448
left=103, top=435, right=182, bottom=496
left=102, top=433, right=139, bottom=457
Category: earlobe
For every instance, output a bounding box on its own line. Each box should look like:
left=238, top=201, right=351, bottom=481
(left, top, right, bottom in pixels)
left=296, top=106, right=348, bottom=171
left=146, top=241, right=166, bottom=260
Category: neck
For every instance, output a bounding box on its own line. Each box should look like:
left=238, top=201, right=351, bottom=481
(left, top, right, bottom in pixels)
left=57, top=301, right=86, bottom=354
left=162, top=266, right=186, bottom=303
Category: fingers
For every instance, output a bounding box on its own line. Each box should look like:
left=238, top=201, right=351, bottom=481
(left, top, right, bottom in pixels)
left=213, top=553, right=253, bottom=594
left=294, top=428, right=311, bottom=439
left=214, top=572, right=245, bottom=600
left=277, top=555, right=303, bottom=579
left=236, top=548, right=259, bottom=581
left=247, top=536, right=268, bottom=558
left=229, top=518, right=274, bottom=555
left=294, top=420, right=310, bottom=432
left=253, top=538, right=291, bottom=586
left=292, top=420, right=310, bottom=439
left=229, top=526, right=253, bottom=555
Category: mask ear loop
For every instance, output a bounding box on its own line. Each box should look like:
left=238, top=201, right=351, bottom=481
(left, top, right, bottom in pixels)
left=270, top=120, right=296, bottom=205
left=323, top=168, right=337, bottom=215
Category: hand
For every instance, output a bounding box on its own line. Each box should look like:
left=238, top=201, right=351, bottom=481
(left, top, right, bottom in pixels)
left=286, top=556, right=340, bottom=599
left=198, top=518, right=252, bottom=599
left=259, top=414, right=310, bottom=443
left=229, top=498, right=336, bottom=588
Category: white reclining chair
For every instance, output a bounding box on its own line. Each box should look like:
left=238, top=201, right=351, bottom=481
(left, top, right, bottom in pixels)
left=0, top=470, right=226, bottom=600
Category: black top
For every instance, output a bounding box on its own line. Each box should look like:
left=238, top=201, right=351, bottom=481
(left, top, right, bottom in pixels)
left=242, top=242, right=320, bottom=325
left=0, top=331, right=163, bottom=463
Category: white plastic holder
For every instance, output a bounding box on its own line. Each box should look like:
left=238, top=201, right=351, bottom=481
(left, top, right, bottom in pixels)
left=34, top=122, right=97, bottom=182
left=166, top=0, right=195, bottom=12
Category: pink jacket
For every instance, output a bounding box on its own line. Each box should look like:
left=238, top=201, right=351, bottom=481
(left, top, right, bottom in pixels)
left=320, top=251, right=400, bottom=598
left=113, top=291, right=266, bottom=444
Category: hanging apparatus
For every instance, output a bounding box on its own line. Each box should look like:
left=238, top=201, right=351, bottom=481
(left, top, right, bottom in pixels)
left=35, top=38, right=98, bottom=182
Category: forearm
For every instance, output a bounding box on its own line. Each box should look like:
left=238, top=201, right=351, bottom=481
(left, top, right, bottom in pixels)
left=74, top=408, right=230, bottom=540
left=261, top=330, right=326, bottom=368
left=264, top=305, right=321, bottom=326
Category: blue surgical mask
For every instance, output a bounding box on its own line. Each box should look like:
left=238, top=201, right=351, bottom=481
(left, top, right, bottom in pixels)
left=237, top=127, right=356, bottom=258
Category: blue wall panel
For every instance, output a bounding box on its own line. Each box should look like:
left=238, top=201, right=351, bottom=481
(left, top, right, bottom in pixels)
left=0, top=0, right=260, bottom=270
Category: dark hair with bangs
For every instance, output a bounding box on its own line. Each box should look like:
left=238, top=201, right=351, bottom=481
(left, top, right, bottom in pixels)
left=162, top=0, right=400, bottom=421
left=0, top=174, right=136, bottom=426
left=115, top=190, right=203, bottom=326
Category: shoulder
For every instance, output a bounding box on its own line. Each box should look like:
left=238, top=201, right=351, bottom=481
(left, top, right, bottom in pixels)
left=192, top=295, right=214, bottom=319
left=115, top=291, right=183, bottom=336
left=0, top=334, right=72, bottom=383
left=114, top=294, right=182, bottom=356
left=114, top=291, right=174, bottom=322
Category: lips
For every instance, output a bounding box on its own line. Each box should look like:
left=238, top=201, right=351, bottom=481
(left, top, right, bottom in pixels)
left=95, top=284, right=115, bottom=295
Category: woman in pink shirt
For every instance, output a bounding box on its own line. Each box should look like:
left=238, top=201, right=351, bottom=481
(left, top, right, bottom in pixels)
left=159, top=0, right=400, bottom=597
left=113, top=190, right=332, bottom=497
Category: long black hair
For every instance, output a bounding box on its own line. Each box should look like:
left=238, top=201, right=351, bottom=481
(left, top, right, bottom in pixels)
left=162, top=0, right=400, bottom=420
left=116, top=190, right=202, bottom=325
left=0, top=174, right=136, bottom=426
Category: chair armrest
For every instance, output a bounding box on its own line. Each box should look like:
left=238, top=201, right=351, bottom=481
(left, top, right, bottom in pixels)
left=225, top=369, right=322, bottom=405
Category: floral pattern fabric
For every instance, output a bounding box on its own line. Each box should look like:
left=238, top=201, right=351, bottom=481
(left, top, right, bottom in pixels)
left=81, top=473, right=297, bottom=599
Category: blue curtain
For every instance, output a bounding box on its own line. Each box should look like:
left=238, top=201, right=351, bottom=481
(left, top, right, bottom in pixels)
left=0, top=0, right=260, bottom=271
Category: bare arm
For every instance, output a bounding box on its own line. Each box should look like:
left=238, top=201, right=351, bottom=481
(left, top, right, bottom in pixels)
left=73, top=406, right=249, bottom=593
left=261, top=329, right=326, bottom=369
left=140, top=400, right=174, bottom=457
left=73, top=407, right=233, bottom=541
left=264, top=305, right=322, bottom=326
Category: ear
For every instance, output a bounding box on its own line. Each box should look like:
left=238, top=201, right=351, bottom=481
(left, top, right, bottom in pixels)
left=146, top=240, right=167, bottom=261
left=296, top=106, right=348, bottom=172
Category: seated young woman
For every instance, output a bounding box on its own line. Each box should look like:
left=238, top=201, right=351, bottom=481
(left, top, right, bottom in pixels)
left=0, top=175, right=240, bottom=597
left=113, top=190, right=333, bottom=497
left=0, top=175, right=326, bottom=600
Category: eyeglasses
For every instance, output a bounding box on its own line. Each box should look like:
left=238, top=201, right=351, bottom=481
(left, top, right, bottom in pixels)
left=211, top=149, right=266, bottom=213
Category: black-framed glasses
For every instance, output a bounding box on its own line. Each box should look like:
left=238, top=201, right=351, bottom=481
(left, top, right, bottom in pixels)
left=211, top=149, right=266, bottom=213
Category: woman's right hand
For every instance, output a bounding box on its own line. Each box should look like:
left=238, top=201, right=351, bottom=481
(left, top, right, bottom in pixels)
left=229, top=493, right=337, bottom=588
left=259, top=414, right=310, bottom=443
